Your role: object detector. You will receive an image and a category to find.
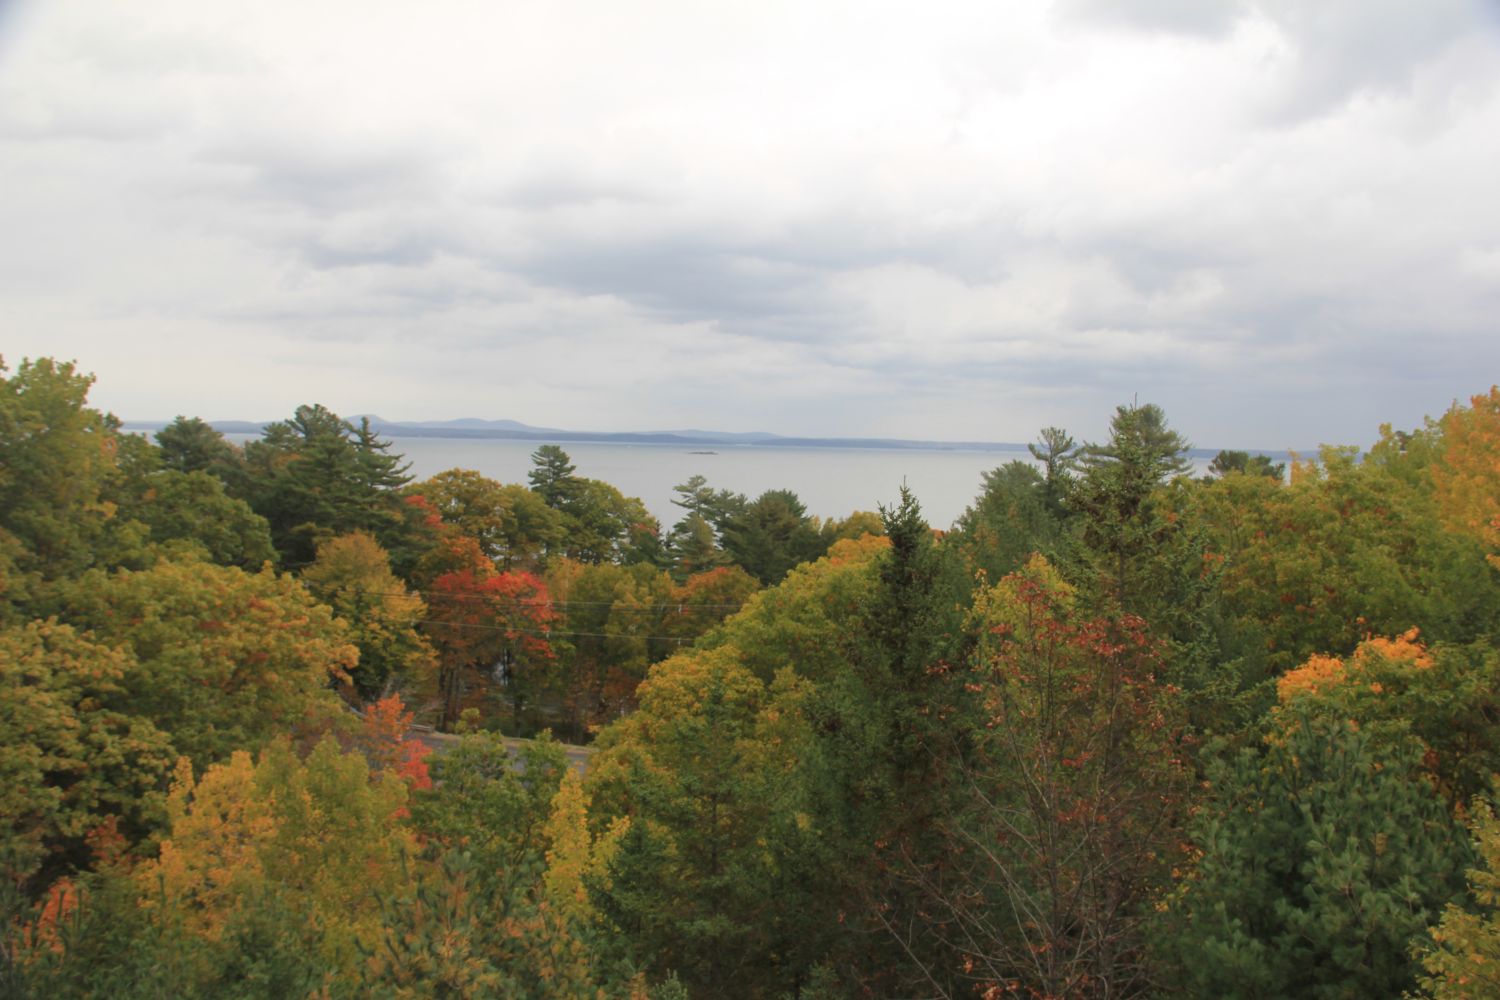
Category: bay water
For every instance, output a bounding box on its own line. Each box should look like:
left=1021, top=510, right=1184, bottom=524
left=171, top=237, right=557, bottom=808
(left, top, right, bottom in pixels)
left=402, top=439, right=1036, bottom=530
left=226, top=433, right=1223, bottom=530
left=230, top=433, right=1034, bottom=529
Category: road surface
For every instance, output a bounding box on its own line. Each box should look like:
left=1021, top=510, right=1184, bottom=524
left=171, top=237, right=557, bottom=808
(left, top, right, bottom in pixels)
left=407, top=726, right=594, bottom=774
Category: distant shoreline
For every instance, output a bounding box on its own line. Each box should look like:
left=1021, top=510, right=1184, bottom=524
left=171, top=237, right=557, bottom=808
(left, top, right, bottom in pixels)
left=120, top=418, right=1294, bottom=463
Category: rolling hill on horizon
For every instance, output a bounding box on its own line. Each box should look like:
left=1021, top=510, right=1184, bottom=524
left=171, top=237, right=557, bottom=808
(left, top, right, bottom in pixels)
left=119, top=415, right=1296, bottom=461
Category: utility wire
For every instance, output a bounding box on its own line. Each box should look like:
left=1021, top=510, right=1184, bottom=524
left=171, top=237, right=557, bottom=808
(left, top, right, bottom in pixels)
left=353, top=610, right=701, bottom=645
left=321, top=587, right=750, bottom=612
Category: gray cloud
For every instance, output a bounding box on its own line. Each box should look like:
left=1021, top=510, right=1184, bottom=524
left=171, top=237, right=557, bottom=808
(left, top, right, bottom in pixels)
left=1253, top=0, right=1490, bottom=122
left=2, top=0, right=1499, bottom=450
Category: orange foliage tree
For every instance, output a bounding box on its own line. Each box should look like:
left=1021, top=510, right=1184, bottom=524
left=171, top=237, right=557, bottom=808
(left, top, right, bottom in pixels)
left=356, top=694, right=432, bottom=793
left=424, top=568, right=556, bottom=729
left=1275, top=629, right=1500, bottom=807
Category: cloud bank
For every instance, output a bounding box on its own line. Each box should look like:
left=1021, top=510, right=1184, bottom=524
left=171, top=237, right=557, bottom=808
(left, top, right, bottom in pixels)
left=3, top=0, right=1498, bottom=448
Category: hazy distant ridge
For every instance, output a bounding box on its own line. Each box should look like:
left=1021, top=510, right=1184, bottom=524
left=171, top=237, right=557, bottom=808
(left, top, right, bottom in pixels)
left=121, top=416, right=1289, bottom=461
left=125, top=416, right=1033, bottom=452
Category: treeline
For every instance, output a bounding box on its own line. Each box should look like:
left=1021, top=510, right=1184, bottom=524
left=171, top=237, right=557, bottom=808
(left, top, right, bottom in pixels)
left=3, top=355, right=1500, bottom=998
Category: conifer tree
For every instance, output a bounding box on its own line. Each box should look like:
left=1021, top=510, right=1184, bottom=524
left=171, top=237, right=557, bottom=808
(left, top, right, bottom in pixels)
left=1070, top=402, right=1191, bottom=610
left=1168, top=709, right=1471, bottom=998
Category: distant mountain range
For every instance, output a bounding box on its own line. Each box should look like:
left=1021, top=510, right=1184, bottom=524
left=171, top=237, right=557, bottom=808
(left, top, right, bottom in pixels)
left=121, top=416, right=1284, bottom=461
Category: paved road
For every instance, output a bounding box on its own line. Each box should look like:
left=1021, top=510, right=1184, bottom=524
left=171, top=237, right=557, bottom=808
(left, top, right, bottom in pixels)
left=408, top=726, right=594, bottom=774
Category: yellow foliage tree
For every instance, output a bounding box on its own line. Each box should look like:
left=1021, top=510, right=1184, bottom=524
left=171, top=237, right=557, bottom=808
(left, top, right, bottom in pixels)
left=146, top=752, right=274, bottom=941
left=139, top=737, right=415, bottom=972
left=542, top=770, right=594, bottom=926
left=301, top=530, right=436, bottom=701
left=1422, top=798, right=1500, bottom=999
left=533, top=768, right=611, bottom=998
left=1434, top=386, right=1500, bottom=569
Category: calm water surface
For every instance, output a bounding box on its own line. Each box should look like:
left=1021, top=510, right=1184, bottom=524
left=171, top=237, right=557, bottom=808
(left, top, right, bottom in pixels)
left=227, top=434, right=1220, bottom=530
left=231, top=434, right=1034, bottom=529
left=412, top=440, right=1042, bottom=529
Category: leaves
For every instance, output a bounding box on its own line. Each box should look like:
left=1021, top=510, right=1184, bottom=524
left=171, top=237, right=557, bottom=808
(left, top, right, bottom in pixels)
left=0, top=620, right=173, bottom=887
left=302, top=531, right=436, bottom=701
left=64, top=557, right=356, bottom=765
left=424, top=567, right=557, bottom=729
left=1169, top=709, right=1472, bottom=998
left=1434, top=386, right=1500, bottom=569
left=142, top=737, right=415, bottom=969
left=946, top=555, right=1188, bottom=998
left=1422, top=798, right=1500, bottom=999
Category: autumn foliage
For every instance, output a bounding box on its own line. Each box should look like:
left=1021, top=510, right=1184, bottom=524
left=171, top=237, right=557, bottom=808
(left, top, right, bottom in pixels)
left=942, top=555, right=1188, bottom=998
left=8, top=358, right=1500, bottom=999
left=424, top=568, right=557, bottom=728
left=1435, top=386, right=1500, bottom=568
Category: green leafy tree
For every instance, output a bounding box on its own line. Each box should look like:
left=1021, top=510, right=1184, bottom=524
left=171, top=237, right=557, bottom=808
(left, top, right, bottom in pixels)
left=526, top=448, right=662, bottom=565
left=846, top=487, right=975, bottom=995
left=413, top=731, right=569, bottom=868
left=0, top=621, right=174, bottom=890
left=566, top=478, right=661, bottom=566
left=63, top=557, right=355, bottom=764
left=665, top=512, right=727, bottom=580
left=699, top=533, right=889, bottom=685
left=1069, top=402, right=1192, bottom=610
left=665, top=476, right=752, bottom=580
left=3, top=867, right=333, bottom=1000
left=670, top=474, right=747, bottom=538
left=953, top=459, right=1067, bottom=584
left=0, top=357, right=117, bottom=604
left=301, top=531, right=437, bottom=701
left=1160, top=443, right=1500, bottom=677
left=356, top=850, right=508, bottom=998
left=1029, top=425, right=1079, bottom=510
left=1364, top=417, right=1445, bottom=492
left=109, top=457, right=275, bottom=570
left=1208, top=449, right=1285, bottom=480
left=412, top=469, right=564, bottom=571
left=696, top=495, right=965, bottom=994
left=590, top=649, right=828, bottom=998
left=871, top=485, right=951, bottom=715
left=370, top=732, right=636, bottom=998
left=528, top=444, right=581, bottom=509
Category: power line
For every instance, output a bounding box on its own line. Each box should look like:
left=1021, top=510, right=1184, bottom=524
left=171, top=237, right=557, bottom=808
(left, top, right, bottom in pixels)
left=357, top=611, right=703, bottom=645
left=321, top=587, right=750, bottom=613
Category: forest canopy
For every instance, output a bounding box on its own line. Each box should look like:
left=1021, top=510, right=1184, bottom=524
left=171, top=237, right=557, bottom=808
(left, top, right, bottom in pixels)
left=3, top=356, right=1499, bottom=999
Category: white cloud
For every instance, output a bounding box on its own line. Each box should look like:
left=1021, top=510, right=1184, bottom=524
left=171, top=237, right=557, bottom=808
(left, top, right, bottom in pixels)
left=2, top=0, right=1499, bottom=448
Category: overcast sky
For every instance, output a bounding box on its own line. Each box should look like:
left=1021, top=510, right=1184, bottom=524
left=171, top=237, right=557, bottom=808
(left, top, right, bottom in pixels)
left=3, top=0, right=1498, bottom=449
